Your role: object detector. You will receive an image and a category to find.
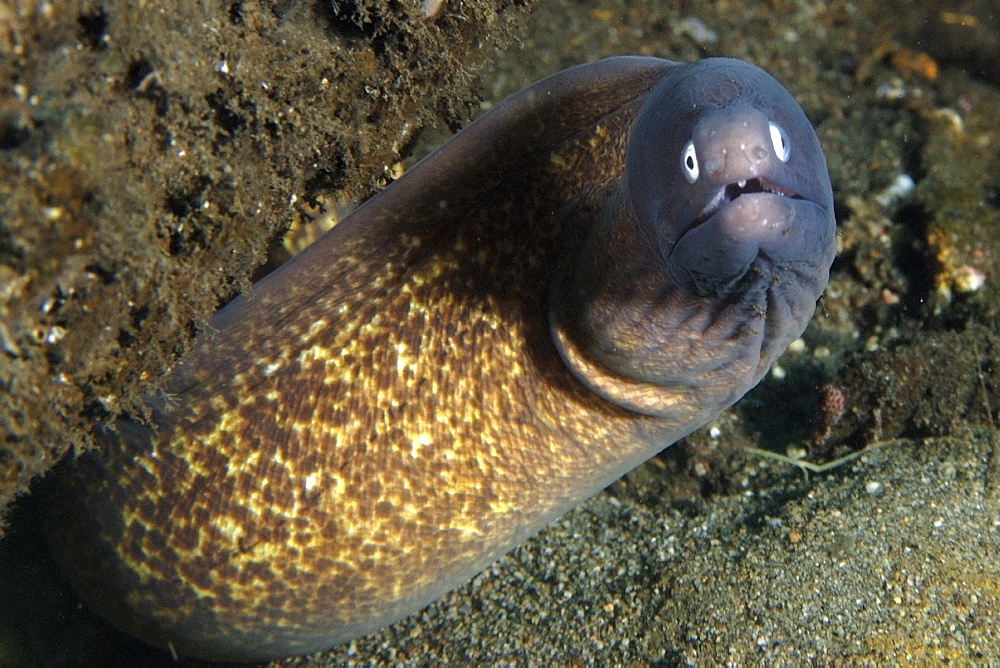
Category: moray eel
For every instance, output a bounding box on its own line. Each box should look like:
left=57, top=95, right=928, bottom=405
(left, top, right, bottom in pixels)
left=47, top=56, right=836, bottom=661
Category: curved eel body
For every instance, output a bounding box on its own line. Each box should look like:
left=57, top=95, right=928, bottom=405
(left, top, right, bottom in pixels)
left=47, top=56, right=836, bottom=661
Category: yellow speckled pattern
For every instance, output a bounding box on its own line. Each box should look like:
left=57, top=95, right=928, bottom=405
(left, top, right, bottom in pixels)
left=45, top=57, right=832, bottom=662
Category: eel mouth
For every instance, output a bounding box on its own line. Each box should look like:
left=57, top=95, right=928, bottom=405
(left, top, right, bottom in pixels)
left=692, top=176, right=801, bottom=228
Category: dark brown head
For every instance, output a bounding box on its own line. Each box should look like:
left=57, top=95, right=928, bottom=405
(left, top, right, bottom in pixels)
left=551, top=58, right=836, bottom=418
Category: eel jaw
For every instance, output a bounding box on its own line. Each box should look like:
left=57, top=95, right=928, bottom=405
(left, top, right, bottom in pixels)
left=691, top=176, right=802, bottom=229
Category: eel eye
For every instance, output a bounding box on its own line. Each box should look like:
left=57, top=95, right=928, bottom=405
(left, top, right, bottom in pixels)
left=681, top=140, right=699, bottom=183
left=769, top=121, right=790, bottom=162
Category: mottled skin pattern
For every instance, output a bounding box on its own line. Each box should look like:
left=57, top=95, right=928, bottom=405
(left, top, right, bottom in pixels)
left=47, top=57, right=836, bottom=661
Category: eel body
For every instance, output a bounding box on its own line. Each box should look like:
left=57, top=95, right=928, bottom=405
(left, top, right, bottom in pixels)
left=47, top=56, right=836, bottom=661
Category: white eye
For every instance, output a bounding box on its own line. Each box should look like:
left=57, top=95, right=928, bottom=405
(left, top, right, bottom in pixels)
left=681, top=140, right=699, bottom=183
left=769, top=121, right=790, bottom=162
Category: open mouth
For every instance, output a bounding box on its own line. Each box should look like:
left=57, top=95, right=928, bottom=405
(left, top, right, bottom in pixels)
left=691, top=177, right=801, bottom=228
